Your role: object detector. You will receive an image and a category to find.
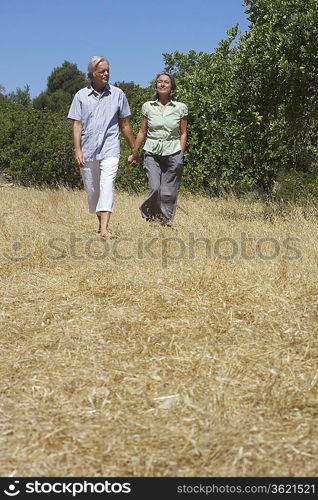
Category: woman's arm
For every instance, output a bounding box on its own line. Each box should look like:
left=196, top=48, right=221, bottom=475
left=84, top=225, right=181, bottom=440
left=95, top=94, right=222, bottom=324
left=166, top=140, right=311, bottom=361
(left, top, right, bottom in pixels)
left=134, top=115, right=148, bottom=154
left=128, top=115, right=148, bottom=165
left=180, top=116, right=188, bottom=153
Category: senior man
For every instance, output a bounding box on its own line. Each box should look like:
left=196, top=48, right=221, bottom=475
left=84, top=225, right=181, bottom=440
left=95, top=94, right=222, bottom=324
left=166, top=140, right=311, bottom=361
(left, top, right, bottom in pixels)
left=68, top=56, right=135, bottom=238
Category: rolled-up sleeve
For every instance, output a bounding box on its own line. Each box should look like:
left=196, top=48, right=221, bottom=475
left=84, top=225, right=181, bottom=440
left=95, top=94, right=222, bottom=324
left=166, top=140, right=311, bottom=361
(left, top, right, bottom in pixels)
left=180, top=103, right=188, bottom=118
left=67, top=93, right=82, bottom=121
left=118, top=91, right=131, bottom=118
left=141, top=102, right=149, bottom=118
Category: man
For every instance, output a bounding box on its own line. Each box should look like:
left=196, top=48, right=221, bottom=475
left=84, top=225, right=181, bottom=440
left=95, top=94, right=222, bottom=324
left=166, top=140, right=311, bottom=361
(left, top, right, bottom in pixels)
left=68, top=56, right=135, bottom=238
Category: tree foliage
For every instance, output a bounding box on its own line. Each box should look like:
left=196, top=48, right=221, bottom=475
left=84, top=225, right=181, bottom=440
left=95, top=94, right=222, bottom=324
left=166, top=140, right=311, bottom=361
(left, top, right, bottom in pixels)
left=0, top=81, right=152, bottom=191
left=2, top=0, right=318, bottom=198
left=234, top=0, right=318, bottom=195
left=6, top=85, right=32, bottom=106
left=0, top=98, right=79, bottom=187
left=164, top=0, right=318, bottom=196
left=33, top=61, right=88, bottom=113
left=114, top=81, right=152, bottom=192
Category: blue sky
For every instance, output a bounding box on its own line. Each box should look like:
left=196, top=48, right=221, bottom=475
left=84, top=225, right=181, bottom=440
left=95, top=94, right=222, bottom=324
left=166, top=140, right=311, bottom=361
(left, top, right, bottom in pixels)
left=0, top=0, right=249, bottom=99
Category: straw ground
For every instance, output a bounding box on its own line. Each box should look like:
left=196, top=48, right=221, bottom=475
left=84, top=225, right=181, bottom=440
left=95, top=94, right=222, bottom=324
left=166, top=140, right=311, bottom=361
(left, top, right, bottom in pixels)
left=0, top=182, right=318, bottom=477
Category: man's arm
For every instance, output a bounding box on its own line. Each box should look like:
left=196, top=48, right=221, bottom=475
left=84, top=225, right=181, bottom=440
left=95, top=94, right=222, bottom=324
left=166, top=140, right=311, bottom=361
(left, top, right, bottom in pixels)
left=127, top=115, right=148, bottom=166
left=119, top=117, right=135, bottom=151
left=72, top=120, right=85, bottom=167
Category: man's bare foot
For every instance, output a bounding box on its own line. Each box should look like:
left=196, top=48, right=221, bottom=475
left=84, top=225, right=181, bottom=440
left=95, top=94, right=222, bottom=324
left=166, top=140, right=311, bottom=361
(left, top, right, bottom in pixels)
left=100, top=230, right=116, bottom=239
left=97, top=214, right=101, bottom=233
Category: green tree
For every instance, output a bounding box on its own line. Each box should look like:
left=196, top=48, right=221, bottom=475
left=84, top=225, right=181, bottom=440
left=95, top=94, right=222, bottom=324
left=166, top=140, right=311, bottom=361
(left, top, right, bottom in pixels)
left=33, top=61, right=88, bottom=113
left=114, top=81, right=152, bottom=192
left=163, top=29, right=245, bottom=194
left=233, top=0, right=318, bottom=196
left=6, top=84, right=32, bottom=106
left=0, top=98, right=79, bottom=187
left=163, top=0, right=318, bottom=197
left=0, top=86, right=7, bottom=106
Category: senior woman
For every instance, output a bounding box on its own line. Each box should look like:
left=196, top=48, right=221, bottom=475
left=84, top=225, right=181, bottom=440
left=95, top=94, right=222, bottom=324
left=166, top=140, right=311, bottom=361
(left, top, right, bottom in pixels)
left=129, top=73, right=188, bottom=226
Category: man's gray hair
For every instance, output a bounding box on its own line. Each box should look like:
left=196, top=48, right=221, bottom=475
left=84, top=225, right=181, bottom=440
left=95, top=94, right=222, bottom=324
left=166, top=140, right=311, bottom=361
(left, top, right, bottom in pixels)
left=87, top=56, right=110, bottom=82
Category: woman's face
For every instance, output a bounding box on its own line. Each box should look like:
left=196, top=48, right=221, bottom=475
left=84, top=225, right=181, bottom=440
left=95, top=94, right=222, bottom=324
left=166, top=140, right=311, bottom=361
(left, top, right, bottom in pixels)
left=156, top=75, right=172, bottom=96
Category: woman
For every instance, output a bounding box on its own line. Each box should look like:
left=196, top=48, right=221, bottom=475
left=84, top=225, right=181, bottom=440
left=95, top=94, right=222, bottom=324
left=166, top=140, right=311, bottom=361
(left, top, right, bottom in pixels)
left=129, top=73, right=188, bottom=226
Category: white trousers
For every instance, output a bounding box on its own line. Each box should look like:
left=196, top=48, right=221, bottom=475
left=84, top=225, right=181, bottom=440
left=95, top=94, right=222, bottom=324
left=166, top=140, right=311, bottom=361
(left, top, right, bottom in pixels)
left=80, top=157, right=119, bottom=213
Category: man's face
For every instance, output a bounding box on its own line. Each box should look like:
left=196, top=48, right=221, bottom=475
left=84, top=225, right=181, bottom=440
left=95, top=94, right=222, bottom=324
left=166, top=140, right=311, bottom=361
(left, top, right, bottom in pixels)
left=92, top=61, right=110, bottom=89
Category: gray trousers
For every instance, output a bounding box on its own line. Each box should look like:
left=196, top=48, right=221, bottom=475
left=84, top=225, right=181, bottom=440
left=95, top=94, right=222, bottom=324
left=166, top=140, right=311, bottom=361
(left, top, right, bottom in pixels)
left=139, top=150, right=184, bottom=223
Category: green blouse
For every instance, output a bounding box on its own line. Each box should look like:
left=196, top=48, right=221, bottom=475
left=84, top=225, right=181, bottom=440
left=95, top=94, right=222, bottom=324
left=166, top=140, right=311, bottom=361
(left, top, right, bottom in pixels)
left=142, top=100, right=188, bottom=156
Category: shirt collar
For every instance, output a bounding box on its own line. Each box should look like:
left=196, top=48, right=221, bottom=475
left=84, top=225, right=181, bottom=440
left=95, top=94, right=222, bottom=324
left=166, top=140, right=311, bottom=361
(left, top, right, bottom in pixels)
left=87, top=83, right=111, bottom=96
left=152, top=99, right=176, bottom=106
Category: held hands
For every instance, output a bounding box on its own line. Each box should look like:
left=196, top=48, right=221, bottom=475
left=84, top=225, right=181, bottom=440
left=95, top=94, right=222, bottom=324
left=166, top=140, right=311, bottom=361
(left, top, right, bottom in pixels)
left=75, top=150, right=137, bottom=168
left=128, top=152, right=138, bottom=167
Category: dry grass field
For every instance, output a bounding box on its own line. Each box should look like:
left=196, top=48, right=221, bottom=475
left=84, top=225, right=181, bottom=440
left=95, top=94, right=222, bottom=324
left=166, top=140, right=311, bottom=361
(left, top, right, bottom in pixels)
left=0, top=180, right=318, bottom=478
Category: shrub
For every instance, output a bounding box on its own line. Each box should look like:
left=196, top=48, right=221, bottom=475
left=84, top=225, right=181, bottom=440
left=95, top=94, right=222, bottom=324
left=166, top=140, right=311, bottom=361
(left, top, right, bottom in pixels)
left=0, top=100, right=80, bottom=187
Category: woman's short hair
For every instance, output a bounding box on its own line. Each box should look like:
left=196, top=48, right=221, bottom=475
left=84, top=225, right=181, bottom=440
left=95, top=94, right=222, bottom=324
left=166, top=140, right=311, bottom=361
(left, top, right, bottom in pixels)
left=153, top=72, right=176, bottom=100
left=87, top=56, right=109, bottom=82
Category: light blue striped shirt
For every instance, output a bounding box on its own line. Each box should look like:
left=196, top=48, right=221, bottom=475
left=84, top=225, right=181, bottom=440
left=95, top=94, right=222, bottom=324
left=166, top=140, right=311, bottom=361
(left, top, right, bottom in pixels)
left=67, top=84, right=131, bottom=161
